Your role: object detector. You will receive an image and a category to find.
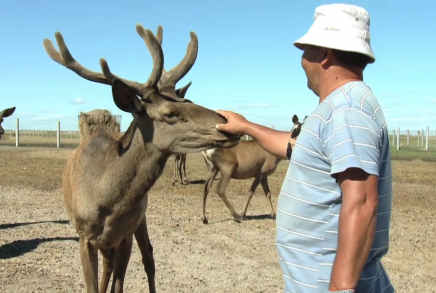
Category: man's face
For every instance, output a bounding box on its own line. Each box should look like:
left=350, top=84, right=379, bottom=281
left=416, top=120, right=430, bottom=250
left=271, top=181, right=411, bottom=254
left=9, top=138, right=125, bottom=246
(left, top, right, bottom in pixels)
left=301, top=45, right=324, bottom=97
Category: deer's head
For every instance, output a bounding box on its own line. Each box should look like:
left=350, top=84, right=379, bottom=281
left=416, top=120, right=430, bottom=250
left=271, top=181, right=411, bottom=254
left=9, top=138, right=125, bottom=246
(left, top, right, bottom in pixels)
left=0, top=107, right=16, bottom=139
left=290, top=114, right=303, bottom=139
left=43, top=24, right=240, bottom=153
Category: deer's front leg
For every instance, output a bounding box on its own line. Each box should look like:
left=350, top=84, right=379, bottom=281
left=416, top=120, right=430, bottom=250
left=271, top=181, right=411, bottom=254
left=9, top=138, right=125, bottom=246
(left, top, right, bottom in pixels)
left=111, top=235, right=133, bottom=293
left=216, top=170, right=242, bottom=222
left=241, top=176, right=261, bottom=219
left=79, top=237, right=99, bottom=293
left=134, top=216, right=156, bottom=293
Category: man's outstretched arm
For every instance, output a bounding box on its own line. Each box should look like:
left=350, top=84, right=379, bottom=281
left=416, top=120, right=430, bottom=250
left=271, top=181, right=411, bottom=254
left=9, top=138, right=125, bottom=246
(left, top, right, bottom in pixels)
left=215, top=110, right=293, bottom=159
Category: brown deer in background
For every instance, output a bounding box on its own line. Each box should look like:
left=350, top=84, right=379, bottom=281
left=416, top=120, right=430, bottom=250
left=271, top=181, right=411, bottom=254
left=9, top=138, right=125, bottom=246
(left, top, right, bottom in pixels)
left=43, top=24, right=239, bottom=293
left=0, top=107, right=16, bottom=139
left=171, top=81, right=192, bottom=186
left=201, top=115, right=302, bottom=224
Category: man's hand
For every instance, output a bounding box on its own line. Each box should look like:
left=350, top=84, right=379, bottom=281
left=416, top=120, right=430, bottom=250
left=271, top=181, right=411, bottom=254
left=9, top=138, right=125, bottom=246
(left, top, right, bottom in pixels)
left=215, top=110, right=250, bottom=136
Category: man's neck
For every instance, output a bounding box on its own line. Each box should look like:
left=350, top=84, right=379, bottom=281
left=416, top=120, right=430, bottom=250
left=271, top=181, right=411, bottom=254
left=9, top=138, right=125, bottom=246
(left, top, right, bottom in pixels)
left=318, top=68, right=364, bottom=103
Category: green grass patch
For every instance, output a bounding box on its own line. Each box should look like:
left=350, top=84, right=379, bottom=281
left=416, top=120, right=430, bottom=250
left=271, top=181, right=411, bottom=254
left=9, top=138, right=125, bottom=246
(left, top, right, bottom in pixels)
left=390, top=146, right=436, bottom=162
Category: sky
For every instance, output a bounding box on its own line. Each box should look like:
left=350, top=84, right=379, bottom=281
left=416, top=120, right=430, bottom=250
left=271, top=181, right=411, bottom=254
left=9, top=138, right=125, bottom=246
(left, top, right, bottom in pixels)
left=0, top=0, right=435, bottom=132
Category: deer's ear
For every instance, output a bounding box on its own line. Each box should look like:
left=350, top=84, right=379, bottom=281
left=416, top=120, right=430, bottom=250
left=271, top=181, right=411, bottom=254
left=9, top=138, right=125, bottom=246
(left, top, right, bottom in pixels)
left=292, top=114, right=299, bottom=124
left=0, top=107, right=16, bottom=118
left=175, top=81, right=192, bottom=99
left=112, top=79, right=144, bottom=114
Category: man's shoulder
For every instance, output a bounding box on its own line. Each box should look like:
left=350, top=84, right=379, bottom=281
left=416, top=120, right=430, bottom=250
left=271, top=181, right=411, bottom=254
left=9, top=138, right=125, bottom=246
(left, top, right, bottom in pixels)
left=326, top=81, right=375, bottom=108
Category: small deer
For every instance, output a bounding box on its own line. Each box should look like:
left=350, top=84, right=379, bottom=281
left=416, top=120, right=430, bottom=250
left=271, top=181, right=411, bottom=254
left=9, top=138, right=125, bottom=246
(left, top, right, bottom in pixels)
left=0, top=107, right=16, bottom=139
left=201, top=115, right=302, bottom=224
left=43, top=24, right=239, bottom=293
left=170, top=82, right=192, bottom=186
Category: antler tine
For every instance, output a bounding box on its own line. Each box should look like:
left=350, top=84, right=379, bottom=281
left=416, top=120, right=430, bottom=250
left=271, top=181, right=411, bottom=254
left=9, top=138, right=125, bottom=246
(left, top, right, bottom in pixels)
left=164, top=31, right=198, bottom=86
left=99, top=58, right=145, bottom=97
left=43, top=32, right=146, bottom=96
left=43, top=32, right=111, bottom=85
left=156, top=26, right=163, bottom=46
left=135, top=24, right=164, bottom=92
left=152, top=27, right=198, bottom=102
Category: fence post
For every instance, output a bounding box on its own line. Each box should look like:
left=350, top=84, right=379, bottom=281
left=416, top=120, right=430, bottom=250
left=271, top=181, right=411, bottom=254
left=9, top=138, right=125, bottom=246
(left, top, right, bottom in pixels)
left=396, top=127, right=400, bottom=150
left=56, top=121, right=61, bottom=148
left=425, top=126, right=429, bottom=150
left=406, top=129, right=409, bottom=146
left=392, top=129, right=395, bottom=146
left=15, top=118, right=19, bottom=147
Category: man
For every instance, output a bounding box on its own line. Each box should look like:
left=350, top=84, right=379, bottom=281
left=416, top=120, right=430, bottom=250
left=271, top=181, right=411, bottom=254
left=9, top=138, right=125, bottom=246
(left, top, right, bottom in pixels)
left=215, top=4, right=394, bottom=293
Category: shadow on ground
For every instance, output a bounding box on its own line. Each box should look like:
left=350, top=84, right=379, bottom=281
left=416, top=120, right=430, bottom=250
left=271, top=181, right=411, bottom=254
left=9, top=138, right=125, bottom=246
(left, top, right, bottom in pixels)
left=0, top=236, right=79, bottom=259
left=0, top=220, right=70, bottom=230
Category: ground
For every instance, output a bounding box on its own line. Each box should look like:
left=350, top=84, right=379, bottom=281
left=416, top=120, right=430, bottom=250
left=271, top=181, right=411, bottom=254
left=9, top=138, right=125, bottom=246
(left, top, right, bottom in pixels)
left=0, top=138, right=435, bottom=292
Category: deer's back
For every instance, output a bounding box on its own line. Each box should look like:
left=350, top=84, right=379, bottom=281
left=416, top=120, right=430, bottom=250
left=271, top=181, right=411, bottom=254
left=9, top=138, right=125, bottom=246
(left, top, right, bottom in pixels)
left=211, top=140, right=281, bottom=179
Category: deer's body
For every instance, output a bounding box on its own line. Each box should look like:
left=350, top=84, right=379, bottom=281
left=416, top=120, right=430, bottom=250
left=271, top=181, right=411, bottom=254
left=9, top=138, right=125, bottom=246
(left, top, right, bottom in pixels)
left=201, top=140, right=282, bottom=224
left=63, top=127, right=159, bottom=248
left=172, top=153, right=188, bottom=185
left=43, top=24, right=239, bottom=293
left=201, top=116, right=302, bottom=224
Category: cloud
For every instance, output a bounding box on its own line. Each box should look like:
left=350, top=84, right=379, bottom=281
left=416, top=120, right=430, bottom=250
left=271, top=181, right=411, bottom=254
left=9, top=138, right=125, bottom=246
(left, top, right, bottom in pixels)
left=431, top=99, right=436, bottom=104
left=71, top=98, right=86, bottom=105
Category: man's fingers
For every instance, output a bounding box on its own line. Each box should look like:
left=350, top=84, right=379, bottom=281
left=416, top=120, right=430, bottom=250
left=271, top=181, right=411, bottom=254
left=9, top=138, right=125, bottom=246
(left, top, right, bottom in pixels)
left=216, top=110, right=229, bottom=118
left=216, top=123, right=227, bottom=131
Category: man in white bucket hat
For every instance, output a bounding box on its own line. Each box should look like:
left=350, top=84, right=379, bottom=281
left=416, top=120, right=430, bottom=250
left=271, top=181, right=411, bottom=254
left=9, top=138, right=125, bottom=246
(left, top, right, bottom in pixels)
left=215, top=3, right=394, bottom=293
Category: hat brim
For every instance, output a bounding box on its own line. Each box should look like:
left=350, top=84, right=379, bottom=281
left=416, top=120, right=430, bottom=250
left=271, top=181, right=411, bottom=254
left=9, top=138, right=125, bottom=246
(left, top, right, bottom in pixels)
left=293, top=31, right=376, bottom=64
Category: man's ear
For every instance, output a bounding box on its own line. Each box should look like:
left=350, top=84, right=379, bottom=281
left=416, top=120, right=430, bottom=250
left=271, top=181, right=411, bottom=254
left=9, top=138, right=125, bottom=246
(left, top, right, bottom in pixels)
left=112, top=79, right=144, bottom=114
left=321, top=48, right=333, bottom=67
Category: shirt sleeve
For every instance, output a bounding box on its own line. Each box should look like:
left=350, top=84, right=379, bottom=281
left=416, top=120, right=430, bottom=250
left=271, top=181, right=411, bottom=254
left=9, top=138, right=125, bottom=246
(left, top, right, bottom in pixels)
left=323, top=107, right=381, bottom=177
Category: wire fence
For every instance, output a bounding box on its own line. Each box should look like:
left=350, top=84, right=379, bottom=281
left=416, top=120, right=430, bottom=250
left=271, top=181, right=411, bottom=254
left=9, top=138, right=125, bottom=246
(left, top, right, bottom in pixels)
left=1, top=118, right=435, bottom=150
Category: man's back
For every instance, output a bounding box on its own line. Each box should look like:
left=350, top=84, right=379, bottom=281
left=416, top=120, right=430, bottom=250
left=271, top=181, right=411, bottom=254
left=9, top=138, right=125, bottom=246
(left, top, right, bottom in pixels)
left=276, top=81, right=394, bottom=292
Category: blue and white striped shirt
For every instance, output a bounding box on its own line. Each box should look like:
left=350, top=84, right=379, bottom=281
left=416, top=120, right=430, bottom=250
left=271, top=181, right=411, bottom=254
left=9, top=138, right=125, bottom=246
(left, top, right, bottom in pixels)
left=276, top=81, right=394, bottom=293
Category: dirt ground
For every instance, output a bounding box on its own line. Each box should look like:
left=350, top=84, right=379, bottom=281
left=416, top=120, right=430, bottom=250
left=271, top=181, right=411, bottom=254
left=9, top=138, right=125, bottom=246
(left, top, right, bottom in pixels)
left=0, top=142, right=436, bottom=293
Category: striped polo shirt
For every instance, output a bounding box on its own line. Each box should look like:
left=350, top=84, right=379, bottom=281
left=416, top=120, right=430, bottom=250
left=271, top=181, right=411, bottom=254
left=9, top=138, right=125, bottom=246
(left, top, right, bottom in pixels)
left=276, top=81, right=395, bottom=293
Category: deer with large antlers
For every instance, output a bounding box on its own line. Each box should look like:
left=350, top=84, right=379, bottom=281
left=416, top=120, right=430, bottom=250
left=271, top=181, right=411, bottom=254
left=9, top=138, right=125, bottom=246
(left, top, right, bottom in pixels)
left=201, top=115, right=302, bottom=224
left=0, top=107, right=16, bottom=139
left=43, top=24, right=239, bottom=293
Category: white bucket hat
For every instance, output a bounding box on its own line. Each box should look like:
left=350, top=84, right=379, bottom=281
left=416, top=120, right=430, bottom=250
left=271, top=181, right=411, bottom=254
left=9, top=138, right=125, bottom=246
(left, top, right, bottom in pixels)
left=294, top=4, right=375, bottom=63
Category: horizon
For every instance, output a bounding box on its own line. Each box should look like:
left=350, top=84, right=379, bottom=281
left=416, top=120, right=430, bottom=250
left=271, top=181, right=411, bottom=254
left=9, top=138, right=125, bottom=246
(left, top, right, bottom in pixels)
left=1, top=0, right=435, bottom=132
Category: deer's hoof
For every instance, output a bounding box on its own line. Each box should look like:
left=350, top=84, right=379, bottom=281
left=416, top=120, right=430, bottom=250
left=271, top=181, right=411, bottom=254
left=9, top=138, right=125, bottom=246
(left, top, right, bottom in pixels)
left=233, top=215, right=243, bottom=223
left=202, top=217, right=209, bottom=224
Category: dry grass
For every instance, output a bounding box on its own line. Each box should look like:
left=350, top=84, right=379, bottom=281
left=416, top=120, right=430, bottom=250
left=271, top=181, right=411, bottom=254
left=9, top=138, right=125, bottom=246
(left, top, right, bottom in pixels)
left=78, top=109, right=120, bottom=143
left=0, top=143, right=435, bottom=292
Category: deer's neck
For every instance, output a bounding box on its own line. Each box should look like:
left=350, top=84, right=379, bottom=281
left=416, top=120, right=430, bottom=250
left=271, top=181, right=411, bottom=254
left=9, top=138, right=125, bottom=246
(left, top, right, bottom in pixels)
left=116, top=121, right=170, bottom=196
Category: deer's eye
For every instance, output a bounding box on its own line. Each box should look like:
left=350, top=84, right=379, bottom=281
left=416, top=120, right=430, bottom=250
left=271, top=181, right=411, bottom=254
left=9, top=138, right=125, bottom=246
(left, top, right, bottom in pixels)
left=163, top=112, right=176, bottom=119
